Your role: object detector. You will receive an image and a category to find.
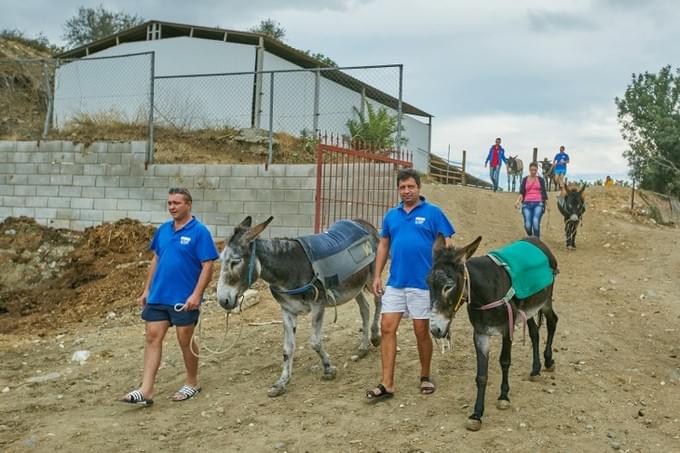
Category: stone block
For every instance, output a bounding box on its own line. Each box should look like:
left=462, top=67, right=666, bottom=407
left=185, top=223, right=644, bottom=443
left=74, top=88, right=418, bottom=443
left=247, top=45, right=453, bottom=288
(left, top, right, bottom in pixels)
left=80, top=210, right=104, bottom=222
left=70, top=220, right=96, bottom=231
left=11, top=152, right=30, bottom=163
left=169, top=176, right=194, bottom=189
left=141, top=199, right=164, bottom=211
left=3, top=196, right=25, bottom=207
left=195, top=177, right=220, bottom=190
left=28, top=152, right=51, bottom=163
left=298, top=190, right=315, bottom=202
left=14, top=163, right=38, bottom=174
left=218, top=177, right=247, bottom=189
left=108, top=164, right=132, bottom=177
left=81, top=187, right=106, bottom=198
left=13, top=207, right=35, bottom=217
left=131, top=141, right=147, bottom=156
left=300, top=178, right=317, bottom=190
left=59, top=163, right=84, bottom=176
left=243, top=201, right=272, bottom=214
left=273, top=177, right=302, bottom=189
left=258, top=165, right=285, bottom=177
left=102, top=210, right=122, bottom=222
left=94, top=199, right=117, bottom=210
left=201, top=212, right=231, bottom=225
left=50, top=174, right=73, bottom=186
left=36, top=141, right=63, bottom=152
left=103, top=187, right=128, bottom=200
left=117, top=199, right=141, bottom=210
left=37, top=163, right=60, bottom=174
left=83, top=164, right=107, bottom=176
left=36, top=186, right=54, bottom=196
left=0, top=141, right=17, bottom=152
left=128, top=187, right=155, bottom=200
left=153, top=165, right=181, bottom=177
left=280, top=214, right=313, bottom=228
left=86, top=142, right=108, bottom=154
left=75, top=152, right=99, bottom=164
left=227, top=189, right=257, bottom=201
left=0, top=163, right=16, bottom=174
left=129, top=163, right=148, bottom=176
left=52, top=152, right=75, bottom=163
left=205, top=165, right=232, bottom=177
left=59, top=186, right=82, bottom=197
left=269, top=226, right=300, bottom=238
left=48, top=197, right=71, bottom=208
left=126, top=210, right=152, bottom=223
left=60, top=141, right=75, bottom=153
left=270, top=202, right=300, bottom=214
left=56, top=208, right=80, bottom=220
left=203, top=189, right=230, bottom=201
left=0, top=186, right=13, bottom=196
left=0, top=206, right=12, bottom=218
left=16, top=141, right=38, bottom=152
left=179, top=165, right=206, bottom=177
left=257, top=189, right=285, bottom=202
left=299, top=202, right=315, bottom=215
left=35, top=208, right=57, bottom=219
left=143, top=176, right=170, bottom=188
left=245, top=178, right=274, bottom=189
left=150, top=211, right=169, bottom=224
left=120, top=177, right=145, bottom=188
left=71, top=198, right=94, bottom=209
left=95, top=176, right=120, bottom=187
left=15, top=185, right=37, bottom=197
left=192, top=200, right=216, bottom=212
left=0, top=151, right=8, bottom=163
left=109, top=143, right=131, bottom=154
left=217, top=200, right=244, bottom=213
left=28, top=175, right=47, bottom=185
left=285, top=165, right=316, bottom=177
left=232, top=165, right=259, bottom=177
left=7, top=174, right=28, bottom=185
left=73, top=175, right=97, bottom=186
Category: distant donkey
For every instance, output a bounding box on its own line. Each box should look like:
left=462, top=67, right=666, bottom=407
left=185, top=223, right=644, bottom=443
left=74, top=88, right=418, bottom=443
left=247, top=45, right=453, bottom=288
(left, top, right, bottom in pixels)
left=540, top=158, right=556, bottom=191
left=506, top=156, right=523, bottom=192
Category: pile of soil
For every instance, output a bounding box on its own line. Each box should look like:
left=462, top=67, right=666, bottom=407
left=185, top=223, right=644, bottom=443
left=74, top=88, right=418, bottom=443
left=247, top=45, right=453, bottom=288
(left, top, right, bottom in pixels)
left=0, top=217, right=154, bottom=334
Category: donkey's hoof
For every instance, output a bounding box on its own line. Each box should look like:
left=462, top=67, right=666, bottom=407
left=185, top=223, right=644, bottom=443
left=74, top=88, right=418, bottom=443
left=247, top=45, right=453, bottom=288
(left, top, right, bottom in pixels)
left=322, top=366, right=337, bottom=380
left=466, top=418, right=482, bottom=431
left=544, top=363, right=556, bottom=372
left=496, top=399, right=511, bottom=410
left=529, top=373, right=542, bottom=382
left=357, top=348, right=369, bottom=359
left=267, top=386, right=286, bottom=397
left=370, top=336, right=381, bottom=347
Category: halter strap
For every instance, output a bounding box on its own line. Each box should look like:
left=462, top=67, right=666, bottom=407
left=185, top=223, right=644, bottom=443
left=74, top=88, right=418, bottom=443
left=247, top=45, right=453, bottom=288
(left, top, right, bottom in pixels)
left=451, top=264, right=470, bottom=315
left=247, top=240, right=258, bottom=288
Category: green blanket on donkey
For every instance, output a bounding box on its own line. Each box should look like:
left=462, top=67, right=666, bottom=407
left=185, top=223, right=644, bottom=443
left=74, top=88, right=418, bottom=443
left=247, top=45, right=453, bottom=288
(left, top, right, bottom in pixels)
left=487, top=240, right=554, bottom=299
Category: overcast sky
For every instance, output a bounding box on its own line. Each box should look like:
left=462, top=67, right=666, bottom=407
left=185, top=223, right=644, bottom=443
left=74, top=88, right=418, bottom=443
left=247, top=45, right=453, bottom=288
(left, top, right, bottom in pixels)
left=3, top=0, right=679, bottom=181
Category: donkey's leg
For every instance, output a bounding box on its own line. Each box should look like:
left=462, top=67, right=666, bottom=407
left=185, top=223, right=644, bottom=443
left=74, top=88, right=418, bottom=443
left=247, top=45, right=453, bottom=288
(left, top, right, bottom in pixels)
left=527, top=317, right=542, bottom=380
left=543, top=308, right=559, bottom=371
left=467, top=332, right=490, bottom=431
left=370, top=293, right=382, bottom=347
left=268, top=309, right=297, bottom=397
left=355, top=292, right=371, bottom=357
left=310, top=302, right=336, bottom=380
left=497, top=333, right=512, bottom=410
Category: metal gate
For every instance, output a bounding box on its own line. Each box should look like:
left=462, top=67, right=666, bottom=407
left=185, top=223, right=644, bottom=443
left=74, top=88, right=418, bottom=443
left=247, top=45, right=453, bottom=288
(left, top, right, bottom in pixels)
left=314, top=136, right=413, bottom=233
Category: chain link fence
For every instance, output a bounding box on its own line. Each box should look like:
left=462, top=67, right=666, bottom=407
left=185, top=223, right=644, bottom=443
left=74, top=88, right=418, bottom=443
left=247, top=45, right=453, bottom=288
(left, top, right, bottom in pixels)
left=2, top=53, right=431, bottom=169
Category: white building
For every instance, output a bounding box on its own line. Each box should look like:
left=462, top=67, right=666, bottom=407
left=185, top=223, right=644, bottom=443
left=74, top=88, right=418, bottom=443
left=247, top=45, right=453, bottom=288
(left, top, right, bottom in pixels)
left=56, top=20, right=433, bottom=171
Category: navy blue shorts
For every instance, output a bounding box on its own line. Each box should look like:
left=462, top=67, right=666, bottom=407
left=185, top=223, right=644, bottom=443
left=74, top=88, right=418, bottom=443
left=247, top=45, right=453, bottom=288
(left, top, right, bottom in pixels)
left=141, top=303, right=200, bottom=326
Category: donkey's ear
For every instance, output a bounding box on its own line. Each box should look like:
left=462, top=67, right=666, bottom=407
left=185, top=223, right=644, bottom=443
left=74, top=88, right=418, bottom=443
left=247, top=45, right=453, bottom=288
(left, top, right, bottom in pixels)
left=238, top=216, right=253, bottom=229
left=456, top=236, right=482, bottom=261
left=433, top=234, right=447, bottom=256
left=242, top=216, right=274, bottom=243
left=579, top=184, right=587, bottom=195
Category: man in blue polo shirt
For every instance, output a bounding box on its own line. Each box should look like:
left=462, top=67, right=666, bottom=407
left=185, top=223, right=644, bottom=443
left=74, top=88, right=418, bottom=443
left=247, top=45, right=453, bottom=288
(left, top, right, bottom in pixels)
left=552, top=145, right=570, bottom=188
left=122, top=187, right=218, bottom=406
left=366, top=169, right=455, bottom=402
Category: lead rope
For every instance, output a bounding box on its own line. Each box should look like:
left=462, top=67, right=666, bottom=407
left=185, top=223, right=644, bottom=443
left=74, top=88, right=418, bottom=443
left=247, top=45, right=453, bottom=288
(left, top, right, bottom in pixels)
left=184, top=241, right=260, bottom=358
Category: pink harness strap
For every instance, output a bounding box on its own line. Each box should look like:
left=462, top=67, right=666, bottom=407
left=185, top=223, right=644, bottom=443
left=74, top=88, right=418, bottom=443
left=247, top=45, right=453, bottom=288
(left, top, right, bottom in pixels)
left=479, top=297, right=527, bottom=343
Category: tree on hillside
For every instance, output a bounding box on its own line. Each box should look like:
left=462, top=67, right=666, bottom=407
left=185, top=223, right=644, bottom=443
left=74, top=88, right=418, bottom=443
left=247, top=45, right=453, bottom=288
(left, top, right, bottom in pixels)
left=63, top=5, right=144, bottom=48
left=615, top=65, right=680, bottom=197
left=250, top=18, right=286, bottom=40
left=346, top=100, right=406, bottom=150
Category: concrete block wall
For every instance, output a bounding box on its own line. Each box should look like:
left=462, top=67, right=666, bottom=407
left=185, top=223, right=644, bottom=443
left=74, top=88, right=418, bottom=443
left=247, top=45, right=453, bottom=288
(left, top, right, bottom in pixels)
left=0, top=141, right=317, bottom=238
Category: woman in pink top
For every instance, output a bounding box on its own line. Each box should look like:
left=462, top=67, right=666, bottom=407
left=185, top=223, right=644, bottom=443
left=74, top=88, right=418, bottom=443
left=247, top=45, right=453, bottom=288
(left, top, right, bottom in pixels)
left=514, top=162, right=548, bottom=238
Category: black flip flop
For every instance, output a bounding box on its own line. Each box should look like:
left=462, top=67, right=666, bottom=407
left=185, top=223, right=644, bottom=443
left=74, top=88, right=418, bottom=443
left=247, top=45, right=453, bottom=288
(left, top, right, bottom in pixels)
left=420, top=376, right=436, bottom=395
left=366, top=383, right=394, bottom=403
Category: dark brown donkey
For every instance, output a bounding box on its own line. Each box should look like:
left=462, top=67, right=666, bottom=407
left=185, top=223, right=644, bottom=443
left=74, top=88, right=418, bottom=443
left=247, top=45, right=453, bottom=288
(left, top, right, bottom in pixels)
left=428, top=236, right=559, bottom=431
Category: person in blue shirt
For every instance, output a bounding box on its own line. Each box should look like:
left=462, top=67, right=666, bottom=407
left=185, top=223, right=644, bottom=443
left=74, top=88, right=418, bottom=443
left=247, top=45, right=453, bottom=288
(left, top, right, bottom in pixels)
left=366, top=169, right=455, bottom=402
left=122, top=187, right=219, bottom=406
left=484, top=137, right=507, bottom=192
left=552, top=145, right=570, bottom=188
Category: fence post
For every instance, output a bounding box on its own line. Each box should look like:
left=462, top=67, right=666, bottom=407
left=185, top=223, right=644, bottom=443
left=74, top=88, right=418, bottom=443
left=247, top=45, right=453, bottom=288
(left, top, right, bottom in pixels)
left=266, top=72, right=274, bottom=170
left=532, top=147, right=538, bottom=164
left=253, top=37, right=264, bottom=129
left=446, top=144, right=451, bottom=185
left=462, top=150, right=467, bottom=186
left=41, top=61, right=53, bottom=139
left=313, top=68, right=320, bottom=135
left=147, top=52, right=155, bottom=166
left=396, top=64, right=403, bottom=151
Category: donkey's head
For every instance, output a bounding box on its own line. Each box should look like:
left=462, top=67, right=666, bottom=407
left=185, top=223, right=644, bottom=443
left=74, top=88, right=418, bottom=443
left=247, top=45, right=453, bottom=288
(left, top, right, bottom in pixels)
left=560, top=183, right=586, bottom=223
left=427, top=235, right=482, bottom=340
left=216, top=216, right=273, bottom=311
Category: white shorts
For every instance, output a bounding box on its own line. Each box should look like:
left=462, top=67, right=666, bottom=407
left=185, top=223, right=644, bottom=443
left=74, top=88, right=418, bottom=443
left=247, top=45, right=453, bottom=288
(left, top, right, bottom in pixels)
left=381, top=286, right=431, bottom=320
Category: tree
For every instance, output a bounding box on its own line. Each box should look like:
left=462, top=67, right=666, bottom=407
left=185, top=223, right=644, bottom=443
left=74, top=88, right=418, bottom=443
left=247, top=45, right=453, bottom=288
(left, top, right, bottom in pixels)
left=250, top=18, right=286, bottom=40
left=346, top=100, right=406, bottom=150
left=615, top=65, right=680, bottom=197
left=63, top=5, right=144, bottom=48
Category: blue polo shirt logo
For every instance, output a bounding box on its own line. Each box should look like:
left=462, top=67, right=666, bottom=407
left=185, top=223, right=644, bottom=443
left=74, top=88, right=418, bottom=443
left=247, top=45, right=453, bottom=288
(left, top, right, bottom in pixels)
left=415, top=216, right=426, bottom=225
left=180, top=236, right=191, bottom=245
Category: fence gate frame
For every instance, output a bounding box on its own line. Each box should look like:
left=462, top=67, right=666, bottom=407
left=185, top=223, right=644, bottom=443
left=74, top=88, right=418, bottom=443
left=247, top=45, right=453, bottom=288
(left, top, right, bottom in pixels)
left=314, top=141, right=413, bottom=233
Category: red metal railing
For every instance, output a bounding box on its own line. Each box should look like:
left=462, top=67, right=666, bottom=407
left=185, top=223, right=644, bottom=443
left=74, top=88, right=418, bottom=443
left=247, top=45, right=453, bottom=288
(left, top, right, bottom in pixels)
left=314, top=133, right=413, bottom=233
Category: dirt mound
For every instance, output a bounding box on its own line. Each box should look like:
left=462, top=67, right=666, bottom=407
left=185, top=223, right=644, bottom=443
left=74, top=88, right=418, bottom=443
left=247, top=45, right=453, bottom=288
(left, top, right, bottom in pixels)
left=0, top=218, right=155, bottom=334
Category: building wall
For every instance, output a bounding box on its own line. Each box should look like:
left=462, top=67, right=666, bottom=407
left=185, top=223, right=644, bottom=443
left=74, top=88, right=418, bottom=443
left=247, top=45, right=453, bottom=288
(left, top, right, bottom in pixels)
left=0, top=141, right=316, bottom=239
left=52, top=37, right=431, bottom=171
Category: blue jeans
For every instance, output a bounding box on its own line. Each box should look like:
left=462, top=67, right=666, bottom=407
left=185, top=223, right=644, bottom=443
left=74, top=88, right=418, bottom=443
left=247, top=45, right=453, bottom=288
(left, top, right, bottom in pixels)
left=489, top=166, right=501, bottom=192
left=522, top=202, right=544, bottom=238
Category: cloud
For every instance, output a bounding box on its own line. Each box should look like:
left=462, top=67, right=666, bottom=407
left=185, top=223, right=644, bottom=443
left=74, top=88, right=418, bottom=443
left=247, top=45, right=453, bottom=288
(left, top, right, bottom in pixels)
left=527, top=9, right=598, bottom=33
